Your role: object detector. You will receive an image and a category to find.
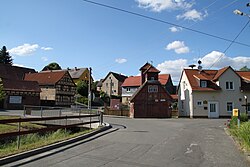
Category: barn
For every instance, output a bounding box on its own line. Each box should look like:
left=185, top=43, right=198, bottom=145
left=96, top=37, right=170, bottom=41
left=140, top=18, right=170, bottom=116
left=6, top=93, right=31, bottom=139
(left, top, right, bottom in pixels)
left=129, top=63, right=173, bottom=118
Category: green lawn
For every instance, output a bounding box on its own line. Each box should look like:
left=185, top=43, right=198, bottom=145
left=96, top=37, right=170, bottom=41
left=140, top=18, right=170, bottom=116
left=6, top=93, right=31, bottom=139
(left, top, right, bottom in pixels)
left=0, top=115, right=95, bottom=158
left=0, top=116, right=45, bottom=134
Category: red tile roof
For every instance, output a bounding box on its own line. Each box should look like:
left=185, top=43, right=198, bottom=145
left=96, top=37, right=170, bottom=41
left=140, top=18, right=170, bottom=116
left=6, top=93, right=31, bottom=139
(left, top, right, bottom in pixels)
left=122, top=74, right=170, bottom=87
left=212, top=66, right=230, bottom=81
left=24, top=71, right=67, bottom=85
left=184, top=69, right=221, bottom=91
left=237, top=71, right=250, bottom=81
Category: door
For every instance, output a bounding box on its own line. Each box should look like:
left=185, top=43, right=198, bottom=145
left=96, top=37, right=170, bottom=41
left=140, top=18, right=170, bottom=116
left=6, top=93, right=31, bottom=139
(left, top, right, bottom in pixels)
left=208, top=102, right=219, bottom=118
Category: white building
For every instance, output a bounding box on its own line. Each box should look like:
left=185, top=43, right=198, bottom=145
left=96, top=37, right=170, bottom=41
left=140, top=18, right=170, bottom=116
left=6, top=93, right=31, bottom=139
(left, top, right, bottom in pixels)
left=178, top=66, right=250, bottom=118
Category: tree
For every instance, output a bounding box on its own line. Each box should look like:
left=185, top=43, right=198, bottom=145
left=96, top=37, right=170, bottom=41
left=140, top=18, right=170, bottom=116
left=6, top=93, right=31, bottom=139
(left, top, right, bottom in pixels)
left=239, top=66, right=250, bottom=71
left=0, top=46, right=13, bottom=65
left=0, top=78, right=5, bottom=102
left=76, top=81, right=88, bottom=97
left=42, top=62, right=62, bottom=71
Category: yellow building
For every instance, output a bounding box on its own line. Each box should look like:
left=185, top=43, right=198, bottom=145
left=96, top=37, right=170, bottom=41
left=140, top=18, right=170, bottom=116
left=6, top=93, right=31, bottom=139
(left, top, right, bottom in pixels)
left=67, top=67, right=92, bottom=85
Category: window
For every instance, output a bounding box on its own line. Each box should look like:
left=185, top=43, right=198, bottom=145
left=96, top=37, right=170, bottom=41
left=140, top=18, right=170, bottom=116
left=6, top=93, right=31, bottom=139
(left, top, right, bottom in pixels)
left=126, top=88, right=131, bottom=92
left=226, top=81, right=234, bottom=90
left=148, top=85, right=158, bottom=93
left=227, top=102, right=233, bottom=112
left=150, top=77, right=155, bottom=80
left=106, top=83, right=108, bottom=87
left=200, top=81, right=207, bottom=88
left=197, top=101, right=203, bottom=106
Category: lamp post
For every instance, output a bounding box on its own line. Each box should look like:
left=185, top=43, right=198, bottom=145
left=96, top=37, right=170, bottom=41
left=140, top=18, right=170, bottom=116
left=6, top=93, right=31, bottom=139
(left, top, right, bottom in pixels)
left=244, top=95, right=248, bottom=115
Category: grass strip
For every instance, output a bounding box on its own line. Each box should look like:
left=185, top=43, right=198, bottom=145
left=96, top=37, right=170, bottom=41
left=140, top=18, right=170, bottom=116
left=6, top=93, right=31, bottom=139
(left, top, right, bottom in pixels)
left=0, top=128, right=93, bottom=158
left=229, top=121, right=250, bottom=152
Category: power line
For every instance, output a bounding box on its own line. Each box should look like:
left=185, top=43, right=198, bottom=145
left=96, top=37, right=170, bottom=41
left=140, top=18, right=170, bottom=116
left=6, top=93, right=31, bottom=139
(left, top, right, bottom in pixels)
left=82, top=0, right=250, bottom=48
left=209, top=19, right=250, bottom=69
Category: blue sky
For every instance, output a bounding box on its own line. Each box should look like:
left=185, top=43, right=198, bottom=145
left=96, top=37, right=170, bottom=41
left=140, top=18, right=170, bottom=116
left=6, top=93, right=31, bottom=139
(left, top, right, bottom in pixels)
left=1, top=0, right=250, bottom=83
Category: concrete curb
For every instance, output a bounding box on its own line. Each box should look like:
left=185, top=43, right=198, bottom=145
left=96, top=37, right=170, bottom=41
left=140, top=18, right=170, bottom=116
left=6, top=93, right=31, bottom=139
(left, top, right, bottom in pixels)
left=0, top=123, right=111, bottom=166
left=224, top=128, right=250, bottom=163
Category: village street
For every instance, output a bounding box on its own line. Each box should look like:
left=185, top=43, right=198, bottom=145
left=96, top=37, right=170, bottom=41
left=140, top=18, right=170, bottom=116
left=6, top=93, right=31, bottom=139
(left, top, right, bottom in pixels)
left=5, top=116, right=250, bottom=167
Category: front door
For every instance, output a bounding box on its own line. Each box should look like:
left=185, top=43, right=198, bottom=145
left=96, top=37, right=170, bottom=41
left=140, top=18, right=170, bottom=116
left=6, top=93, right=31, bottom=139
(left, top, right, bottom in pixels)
left=208, top=102, right=219, bottom=118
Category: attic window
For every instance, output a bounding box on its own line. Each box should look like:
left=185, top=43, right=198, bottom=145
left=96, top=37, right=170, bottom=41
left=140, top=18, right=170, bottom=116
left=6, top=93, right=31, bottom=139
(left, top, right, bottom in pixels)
left=148, top=85, right=158, bottom=93
left=200, top=81, right=207, bottom=88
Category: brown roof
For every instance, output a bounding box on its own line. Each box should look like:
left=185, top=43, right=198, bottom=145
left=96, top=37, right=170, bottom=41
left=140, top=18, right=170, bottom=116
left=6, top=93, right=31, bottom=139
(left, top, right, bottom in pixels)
left=212, top=66, right=230, bottom=81
left=67, top=68, right=88, bottom=79
left=122, top=74, right=170, bottom=87
left=0, top=64, right=36, bottom=80
left=139, top=62, right=151, bottom=71
left=103, top=72, right=127, bottom=83
left=24, top=71, right=67, bottom=85
left=237, top=71, right=250, bottom=81
left=184, top=69, right=221, bottom=91
left=2, top=78, right=40, bottom=92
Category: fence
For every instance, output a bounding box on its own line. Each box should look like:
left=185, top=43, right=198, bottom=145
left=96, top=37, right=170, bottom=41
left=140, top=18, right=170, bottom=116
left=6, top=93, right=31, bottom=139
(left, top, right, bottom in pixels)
left=0, top=112, right=103, bottom=149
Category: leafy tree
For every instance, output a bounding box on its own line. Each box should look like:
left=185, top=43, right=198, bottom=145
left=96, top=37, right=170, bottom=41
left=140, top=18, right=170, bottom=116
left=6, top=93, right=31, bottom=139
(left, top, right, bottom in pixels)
left=0, top=78, right=5, bottom=102
left=76, top=81, right=88, bottom=97
left=239, top=66, right=250, bottom=71
left=42, top=62, right=62, bottom=71
left=0, top=46, right=13, bottom=65
left=100, top=91, right=110, bottom=104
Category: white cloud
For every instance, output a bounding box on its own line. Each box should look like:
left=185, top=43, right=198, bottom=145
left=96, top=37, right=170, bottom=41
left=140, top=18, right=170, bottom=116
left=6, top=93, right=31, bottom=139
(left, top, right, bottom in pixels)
left=115, top=58, right=127, bottom=64
left=41, top=57, right=48, bottom=62
left=200, top=51, right=250, bottom=69
left=136, top=0, right=193, bottom=12
left=41, top=47, right=53, bottom=51
left=157, top=59, right=188, bottom=83
left=166, top=41, right=189, bottom=54
left=9, top=44, right=39, bottom=56
left=169, top=26, right=182, bottom=32
left=177, top=9, right=208, bottom=21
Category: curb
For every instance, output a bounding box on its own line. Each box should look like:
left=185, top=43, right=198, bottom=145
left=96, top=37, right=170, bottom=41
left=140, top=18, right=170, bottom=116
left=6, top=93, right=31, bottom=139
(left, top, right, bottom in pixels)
left=0, top=123, right=112, bottom=166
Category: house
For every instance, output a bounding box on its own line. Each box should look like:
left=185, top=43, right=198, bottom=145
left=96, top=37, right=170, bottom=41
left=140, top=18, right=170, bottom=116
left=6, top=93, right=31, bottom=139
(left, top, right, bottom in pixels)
left=1, top=78, right=41, bottom=109
left=101, top=72, right=127, bottom=96
left=129, top=63, right=173, bottom=118
left=67, top=67, right=92, bottom=84
left=25, top=70, right=76, bottom=106
left=122, top=67, right=176, bottom=104
left=0, top=64, right=40, bottom=109
left=178, top=65, right=250, bottom=118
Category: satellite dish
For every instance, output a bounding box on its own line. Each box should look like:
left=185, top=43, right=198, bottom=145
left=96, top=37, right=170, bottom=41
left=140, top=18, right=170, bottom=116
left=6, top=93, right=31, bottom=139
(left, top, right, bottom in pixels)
left=189, top=64, right=196, bottom=69
left=198, top=65, right=202, bottom=70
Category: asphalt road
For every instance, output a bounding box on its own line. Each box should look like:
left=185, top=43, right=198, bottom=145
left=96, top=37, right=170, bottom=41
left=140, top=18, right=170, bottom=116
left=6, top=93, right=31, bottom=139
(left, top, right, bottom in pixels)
left=5, top=117, right=250, bottom=167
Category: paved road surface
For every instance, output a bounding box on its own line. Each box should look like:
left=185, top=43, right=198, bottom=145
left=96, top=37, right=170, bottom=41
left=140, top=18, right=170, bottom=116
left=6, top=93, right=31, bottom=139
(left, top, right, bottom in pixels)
left=5, top=117, right=250, bottom=167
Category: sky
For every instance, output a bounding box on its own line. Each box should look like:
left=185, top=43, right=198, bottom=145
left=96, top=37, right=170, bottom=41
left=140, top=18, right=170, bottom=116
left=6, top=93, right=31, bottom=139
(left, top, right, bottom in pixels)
left=1, top=0, right=250, bottom=84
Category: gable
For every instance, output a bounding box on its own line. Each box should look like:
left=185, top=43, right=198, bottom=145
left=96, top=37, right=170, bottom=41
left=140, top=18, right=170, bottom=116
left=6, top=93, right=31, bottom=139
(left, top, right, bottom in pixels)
left=131, top=80, right=172, bottom=102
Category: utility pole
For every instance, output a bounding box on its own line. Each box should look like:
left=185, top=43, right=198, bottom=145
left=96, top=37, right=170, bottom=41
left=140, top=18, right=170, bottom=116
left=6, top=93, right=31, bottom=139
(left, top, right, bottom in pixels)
left=88, top=67, right=92, bottom=110
left=109, top=77, right=112, bottom=97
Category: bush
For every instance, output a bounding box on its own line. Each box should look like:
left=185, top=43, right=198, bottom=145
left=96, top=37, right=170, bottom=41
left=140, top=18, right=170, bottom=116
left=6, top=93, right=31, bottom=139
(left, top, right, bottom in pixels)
left=240, top=113, right=248, bottom=122
left=77, top=96, right=88, bottom=105
left=230, top=116, right=238, bottom=129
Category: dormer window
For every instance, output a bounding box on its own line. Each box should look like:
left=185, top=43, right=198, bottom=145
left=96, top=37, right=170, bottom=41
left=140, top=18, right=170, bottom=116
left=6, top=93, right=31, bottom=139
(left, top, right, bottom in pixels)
left=200, top=81, right=207, bottom=88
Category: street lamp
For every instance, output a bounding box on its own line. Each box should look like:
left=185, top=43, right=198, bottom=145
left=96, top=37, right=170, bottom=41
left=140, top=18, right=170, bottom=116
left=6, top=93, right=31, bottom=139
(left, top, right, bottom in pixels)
left=244, top=95, right=248, bottom=115
left=234, top=3, right=250, bottom=18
